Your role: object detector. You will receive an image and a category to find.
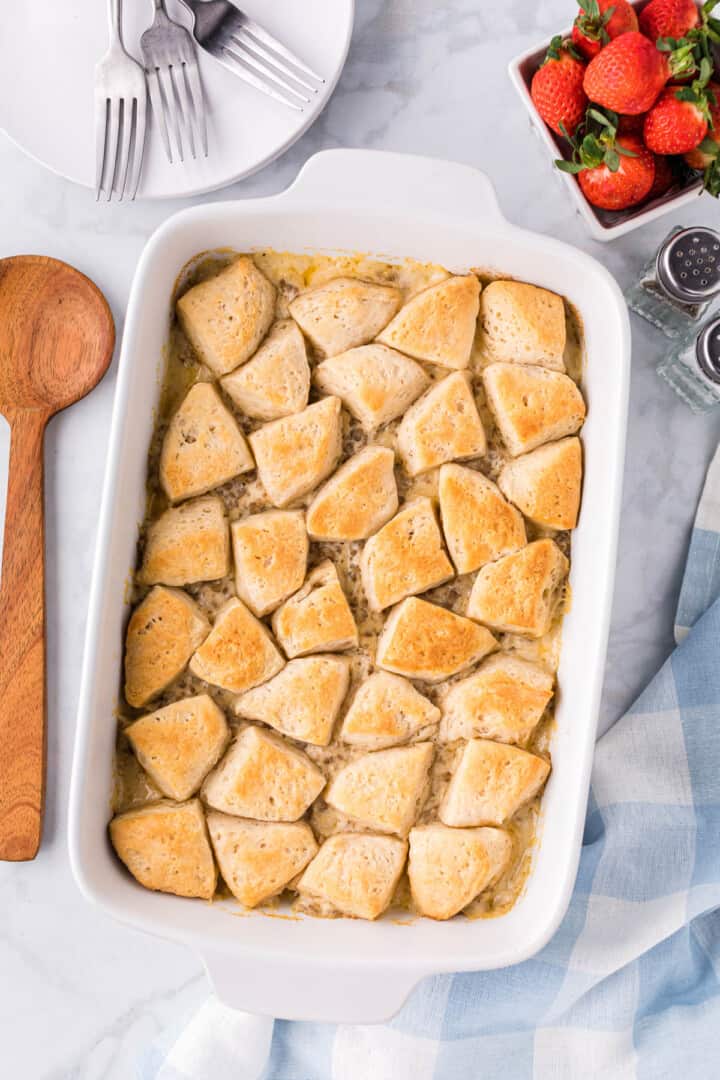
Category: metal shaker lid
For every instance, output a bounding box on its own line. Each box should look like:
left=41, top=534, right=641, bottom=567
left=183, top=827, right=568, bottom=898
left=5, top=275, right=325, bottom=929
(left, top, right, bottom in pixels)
left=656, top=227, right=720, bottom=304
left=696, top=316, right=720, bottom=385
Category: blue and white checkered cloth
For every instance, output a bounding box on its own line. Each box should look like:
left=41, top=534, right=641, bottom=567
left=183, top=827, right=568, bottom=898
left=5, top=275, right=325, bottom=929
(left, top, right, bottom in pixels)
left=142, top=444, right=720, bottom=1080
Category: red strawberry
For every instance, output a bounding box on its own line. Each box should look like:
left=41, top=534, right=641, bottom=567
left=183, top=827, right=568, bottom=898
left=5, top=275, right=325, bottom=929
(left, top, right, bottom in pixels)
left=645, top=153, right=677, bottom=199
left=684, top=81, right=720, bottom=166
left=644, top=65, right=714, bottom=153
left=617, top=112, right=647, bottom=133
left=531, top=37, right=588, bottom=136
left=556, top=111, right=656, bottom=209
left=572, top=0, right=639, bottom=59
left=639, top=0, right=700, bottom=42
left=583, top=31, right=697, bottom=113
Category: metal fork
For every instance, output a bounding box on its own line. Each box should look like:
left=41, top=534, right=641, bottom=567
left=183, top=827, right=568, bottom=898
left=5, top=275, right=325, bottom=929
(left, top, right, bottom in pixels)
left=141, top=0, right=208, bottom=163
left=95, top=0, right=148, bottom=200
left=178, top=0, right=325, bottom=111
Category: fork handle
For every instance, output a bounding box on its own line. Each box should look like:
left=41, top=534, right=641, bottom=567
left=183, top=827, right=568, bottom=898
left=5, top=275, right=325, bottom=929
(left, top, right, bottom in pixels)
left=108, top=0, right=123, bottom=44
left=0, top=408, right=48, bottom=860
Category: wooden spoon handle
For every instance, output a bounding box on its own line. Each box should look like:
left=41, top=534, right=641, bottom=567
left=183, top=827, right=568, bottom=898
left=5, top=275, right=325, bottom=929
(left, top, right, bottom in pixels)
left=0, top=408, right=48, bottom=860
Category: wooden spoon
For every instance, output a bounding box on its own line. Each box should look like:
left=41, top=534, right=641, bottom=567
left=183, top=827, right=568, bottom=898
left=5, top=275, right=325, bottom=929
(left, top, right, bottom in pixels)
left=0, top=256, right=114, bottom=861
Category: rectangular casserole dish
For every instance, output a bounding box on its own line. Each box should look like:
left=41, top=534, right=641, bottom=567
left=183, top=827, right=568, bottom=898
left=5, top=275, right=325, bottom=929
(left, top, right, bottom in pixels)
left=69, top=148, right=630, bottom=1024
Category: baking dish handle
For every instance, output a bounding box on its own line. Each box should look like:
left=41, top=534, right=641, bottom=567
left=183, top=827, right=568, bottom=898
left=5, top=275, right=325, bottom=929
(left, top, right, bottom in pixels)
left=287, top=148, right=505, bottom=226
left=203, top=951, right=422, bottom=1024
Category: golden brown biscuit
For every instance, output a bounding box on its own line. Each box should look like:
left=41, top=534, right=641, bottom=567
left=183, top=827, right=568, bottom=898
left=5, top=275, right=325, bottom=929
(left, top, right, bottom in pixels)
left=109, top=799, right=217, bottom=899
left=220, top=320, right=310, bottom=421
left=231, top=510, right=308, bottom=617
left=439, top=739, right=550, bottom=826
left=125, top=694, right=230, bottom=801
left=325, top=743, right=434, bottom=837
left=207, top=813, right=318, bottom=908
left=189, top=597, right=285, bottom=693
left=314, top=344, right=428, bottom=430
left=306, top=446, right=398, bottom=542
left=138, top=496, right=230, bottom=587
left=376, top=597, right=497, bottom=683
left=408, top=824, right=512, bottom=920
left=176, top=256, right=276, bottom=376
left=483, top=363, right=586, bottom=457
left=235, top=655, right=351, bottom=746
left=248, top=396, right=343, bottom=507
left=480, top=280, right=566, bottom=371
left=439, top=654, right=554, bottom=745
left=201, top=726, right=325, bottom=820
left=377, top=275, right=481, bottom=370
left=397, top=372, right=487, bottom=477
left=288, top=277, right=401, bottom=357
left=297, top=833, right=407, bottom=920
left=124, top=586, right=210, bottom=708
left=466, top=539, right=569, bottom=638
left=498, top=437, right=582, bottom=530
left=159, top=382, right=254, bottom=503
left=340, top=671, right=440, bottom=750
left=360, top=497, right=454, bottom=612
left=438, top=464, right=526, bottom=575
left=272, top=560, right=358, bottom=658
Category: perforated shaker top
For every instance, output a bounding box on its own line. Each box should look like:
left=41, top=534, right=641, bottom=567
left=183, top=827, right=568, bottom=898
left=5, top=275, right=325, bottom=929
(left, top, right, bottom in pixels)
left=656, top=227, right=720, bottom=304
left=696, top=316, right=720, bottom=385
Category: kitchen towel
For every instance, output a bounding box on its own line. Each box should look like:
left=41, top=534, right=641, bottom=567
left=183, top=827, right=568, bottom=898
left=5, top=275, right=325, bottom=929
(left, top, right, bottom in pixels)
left=140, top=443, right=720, bottom=1080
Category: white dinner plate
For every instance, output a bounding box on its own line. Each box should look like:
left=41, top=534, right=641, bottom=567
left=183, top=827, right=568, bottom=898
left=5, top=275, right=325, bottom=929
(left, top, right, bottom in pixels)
left=0, top=0, right=354, bottom=199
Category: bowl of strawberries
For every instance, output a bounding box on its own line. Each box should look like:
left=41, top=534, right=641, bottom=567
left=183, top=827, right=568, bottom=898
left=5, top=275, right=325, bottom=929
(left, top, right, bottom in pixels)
left=509, top=0, right=720, bottom=240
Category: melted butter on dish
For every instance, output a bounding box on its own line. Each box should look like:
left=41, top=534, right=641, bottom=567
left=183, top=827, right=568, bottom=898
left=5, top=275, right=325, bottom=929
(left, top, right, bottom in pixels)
left=111, top=249, right=585, bottom=923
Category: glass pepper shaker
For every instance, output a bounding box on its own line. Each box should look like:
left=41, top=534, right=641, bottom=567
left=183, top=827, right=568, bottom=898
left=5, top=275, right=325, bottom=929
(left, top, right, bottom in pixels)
left=657, top=315, right=720, bottom=412
left=627, top=226, right=720, bottom=338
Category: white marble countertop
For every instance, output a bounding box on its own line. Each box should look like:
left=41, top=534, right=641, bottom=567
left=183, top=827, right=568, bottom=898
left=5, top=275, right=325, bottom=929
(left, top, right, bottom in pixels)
left=1, top=1, right=720, bottom=1076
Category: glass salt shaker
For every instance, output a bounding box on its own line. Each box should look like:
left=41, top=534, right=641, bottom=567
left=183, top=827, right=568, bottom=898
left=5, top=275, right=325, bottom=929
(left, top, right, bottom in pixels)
left=657, top=315, right=720, bottom=412
left=627, top=226, right=720, bottom=338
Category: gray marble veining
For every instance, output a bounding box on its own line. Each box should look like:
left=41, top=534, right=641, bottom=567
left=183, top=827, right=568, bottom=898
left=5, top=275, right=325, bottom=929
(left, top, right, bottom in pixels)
left=1, top=1, right=719, bottom=1075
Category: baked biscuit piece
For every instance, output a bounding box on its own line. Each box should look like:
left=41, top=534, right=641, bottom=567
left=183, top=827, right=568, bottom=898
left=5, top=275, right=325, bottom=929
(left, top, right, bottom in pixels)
left=248, top=396, right=343, bottom=507
left=296, top=833, right=407, bottom=920
left=288, top=277, right=401, bottom=357
left=207, top=813, right=318, bottom=908
left=360, top=497, right=454, bottom=612
left=466, top=539, right=569, bottom=638
left=498, top=437, right=582, bottom=530
left=235, top=655, right=351, bottom=746
left=325, top=743, right=434, bottom=837
left=340, top=671, right=441, bottom=750
left=124, top=586, right=210, bottom=708
left=231, top=510, right=308, bottom=616
left=272, top=561, right=358, bottom=658
left=376, top=275, right=481, bottom=370
left=483, top=363, right=586, bottom=457
left=220, top=320, right=310, bottom=421
left=438, top=464, right=526, bottom=575
left=440, top=739, right=550, bottom=827
left=408, top=823, right=512, bottom=920
left=376, top=597, right=496, bottom=683
left=314, top=344, right=428, bottom=430
left=125, top=694, right=230, bottom=801
left=189, top=597, right=285, bottom=693
left=397, top=372, right=487, bottom=477
left=138, top=496, right=229, bottom=586
left=159, top=383, right=254, bottom=504
left=306, top=447, right=398, bottom=542
left=176, top=256, right=276, bottom=376
left=480, top=280, right=566, bottom=371
left=109, top=799, right=216, bottom=899
left=201, top=726, right=325, bottom=820
left=439, top=655, right=554, bottom=746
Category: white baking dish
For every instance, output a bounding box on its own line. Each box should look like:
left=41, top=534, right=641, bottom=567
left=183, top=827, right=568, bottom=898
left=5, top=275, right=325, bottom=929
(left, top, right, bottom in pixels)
left=508, top=0, right=704, bottom=242
left=69, top=149, right=630, bottom=1024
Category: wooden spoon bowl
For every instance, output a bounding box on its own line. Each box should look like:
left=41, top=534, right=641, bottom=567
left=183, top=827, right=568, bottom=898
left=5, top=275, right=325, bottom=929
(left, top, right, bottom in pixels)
left=0, top=256, right=114, bottom=861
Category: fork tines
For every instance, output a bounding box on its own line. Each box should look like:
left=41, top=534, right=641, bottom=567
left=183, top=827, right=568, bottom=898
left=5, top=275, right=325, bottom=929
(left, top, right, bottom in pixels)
left=212, top=12, right=324, bottom=111
left=141, top=15, right=208, bottom=165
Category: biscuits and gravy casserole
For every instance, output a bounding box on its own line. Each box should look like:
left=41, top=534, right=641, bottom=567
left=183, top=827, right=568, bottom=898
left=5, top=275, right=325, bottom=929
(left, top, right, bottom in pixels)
left=109, top=250, right=585, bottom=922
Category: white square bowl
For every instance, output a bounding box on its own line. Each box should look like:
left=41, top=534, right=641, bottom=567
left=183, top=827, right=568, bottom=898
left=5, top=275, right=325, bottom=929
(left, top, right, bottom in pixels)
left=68, top=149, right=630, bottom=1024
left=508, top=4, right=705, bottom=242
